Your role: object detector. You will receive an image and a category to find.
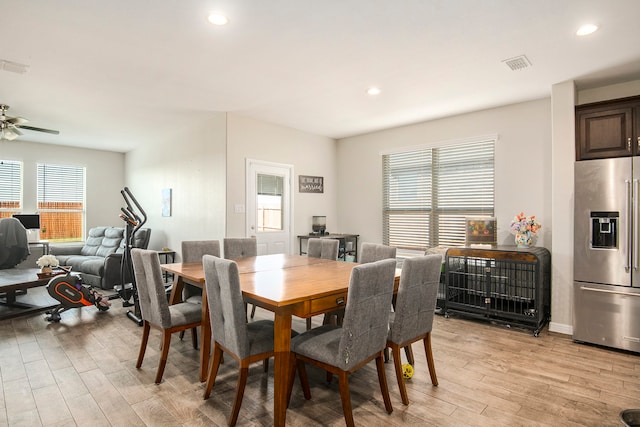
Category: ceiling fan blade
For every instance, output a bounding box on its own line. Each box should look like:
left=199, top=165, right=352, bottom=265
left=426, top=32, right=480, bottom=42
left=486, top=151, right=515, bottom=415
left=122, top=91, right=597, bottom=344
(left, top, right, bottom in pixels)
left=16, top=124, right=60, bottom=135
left=7, top=116, right=28, bottom=125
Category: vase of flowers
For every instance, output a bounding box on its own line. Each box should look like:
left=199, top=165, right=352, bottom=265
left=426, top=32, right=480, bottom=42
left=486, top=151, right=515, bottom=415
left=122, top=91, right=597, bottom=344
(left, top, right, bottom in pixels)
left=36, top=254, right=59, bottom=274
left=509, top=212, right=541, bottom=248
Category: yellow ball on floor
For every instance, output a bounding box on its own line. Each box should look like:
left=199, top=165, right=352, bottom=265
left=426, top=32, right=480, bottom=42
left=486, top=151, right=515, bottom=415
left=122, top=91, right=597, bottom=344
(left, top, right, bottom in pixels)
left=402, top=363, right=414, bottom=379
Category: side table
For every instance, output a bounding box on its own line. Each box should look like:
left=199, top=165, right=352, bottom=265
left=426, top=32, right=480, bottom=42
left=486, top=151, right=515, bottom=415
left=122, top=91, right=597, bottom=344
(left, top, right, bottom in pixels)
left=157, top=250, right=176, bottom=283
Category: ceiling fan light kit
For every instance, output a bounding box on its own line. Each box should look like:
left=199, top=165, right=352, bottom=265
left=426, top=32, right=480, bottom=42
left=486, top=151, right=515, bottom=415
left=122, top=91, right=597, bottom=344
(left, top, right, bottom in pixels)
left=0, top=104, right=59, bottom=141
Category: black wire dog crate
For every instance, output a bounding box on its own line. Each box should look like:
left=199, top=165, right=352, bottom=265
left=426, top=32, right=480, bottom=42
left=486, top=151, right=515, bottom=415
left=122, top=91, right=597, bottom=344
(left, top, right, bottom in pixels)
left=444, top=246, right=551, bottom=336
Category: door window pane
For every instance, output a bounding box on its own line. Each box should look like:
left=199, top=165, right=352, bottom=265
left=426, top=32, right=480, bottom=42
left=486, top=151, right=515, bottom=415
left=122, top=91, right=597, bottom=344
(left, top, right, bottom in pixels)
left=257, top=174, right=283, bottom=232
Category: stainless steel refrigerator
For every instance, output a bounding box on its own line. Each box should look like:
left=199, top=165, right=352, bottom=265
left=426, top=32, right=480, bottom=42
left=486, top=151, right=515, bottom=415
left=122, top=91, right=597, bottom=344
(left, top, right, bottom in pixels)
left=574, top=157, right=640, bottom=353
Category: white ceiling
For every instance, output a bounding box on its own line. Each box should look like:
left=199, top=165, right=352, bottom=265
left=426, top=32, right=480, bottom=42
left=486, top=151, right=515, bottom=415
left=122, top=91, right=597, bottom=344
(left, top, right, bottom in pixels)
left=2, top=0, right=640, bottom=153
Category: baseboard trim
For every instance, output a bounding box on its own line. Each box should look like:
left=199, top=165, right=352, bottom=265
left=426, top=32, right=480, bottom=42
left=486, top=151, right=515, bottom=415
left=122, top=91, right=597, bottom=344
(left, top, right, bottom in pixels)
left=549, top=322, right=572, bottom=335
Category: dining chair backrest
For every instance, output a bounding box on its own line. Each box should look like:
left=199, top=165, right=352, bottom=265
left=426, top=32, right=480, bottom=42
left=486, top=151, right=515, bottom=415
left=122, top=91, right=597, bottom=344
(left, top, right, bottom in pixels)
left=223, top=237, right=257, bottom=259
left=388, top=254, right=441, bottom=345
left=131, top=248, right=171, bottom=328
left=202, top=255, right=251, bottom=358
left=337, top=258, right=396, bottom=369
left=307, top=238, right=339, bottom=260
left=359, top=242, right=396, bottom=264
left=182, top=240, right=221, bottom=262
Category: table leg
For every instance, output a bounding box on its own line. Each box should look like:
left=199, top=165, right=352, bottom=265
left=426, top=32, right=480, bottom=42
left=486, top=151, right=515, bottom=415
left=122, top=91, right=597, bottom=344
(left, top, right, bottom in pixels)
left=273, top=310, right=293, bottom=427
left=168, top=276, right=184, bottom=305
left=200, top=288, right=211, bottom=382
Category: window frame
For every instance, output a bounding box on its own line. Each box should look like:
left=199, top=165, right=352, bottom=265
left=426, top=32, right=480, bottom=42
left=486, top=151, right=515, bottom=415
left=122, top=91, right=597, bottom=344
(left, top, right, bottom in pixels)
left=382, top=136, right=496, bottom=257
left=36, top=162, right=86, bottom=242
left=0, top=159, right=23, bottom=218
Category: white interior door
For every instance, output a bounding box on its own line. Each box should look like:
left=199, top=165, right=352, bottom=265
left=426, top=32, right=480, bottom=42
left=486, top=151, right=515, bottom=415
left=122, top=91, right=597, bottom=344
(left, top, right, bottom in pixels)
left=246, top=159, right=293, bottom=255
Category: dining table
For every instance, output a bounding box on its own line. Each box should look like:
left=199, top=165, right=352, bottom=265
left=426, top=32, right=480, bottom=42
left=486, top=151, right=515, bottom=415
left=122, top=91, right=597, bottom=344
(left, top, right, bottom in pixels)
left=162, top=253, right=399, bottom=427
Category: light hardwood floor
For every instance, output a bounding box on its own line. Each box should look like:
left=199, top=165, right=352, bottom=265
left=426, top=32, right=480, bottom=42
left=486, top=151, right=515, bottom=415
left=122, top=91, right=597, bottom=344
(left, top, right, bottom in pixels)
left=1, top=290, right=639, bottom=427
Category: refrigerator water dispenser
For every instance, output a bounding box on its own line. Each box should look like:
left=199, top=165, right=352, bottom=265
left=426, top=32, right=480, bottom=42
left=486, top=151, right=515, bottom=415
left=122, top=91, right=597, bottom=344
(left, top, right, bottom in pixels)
left=590, top=211, right=618, bottom=249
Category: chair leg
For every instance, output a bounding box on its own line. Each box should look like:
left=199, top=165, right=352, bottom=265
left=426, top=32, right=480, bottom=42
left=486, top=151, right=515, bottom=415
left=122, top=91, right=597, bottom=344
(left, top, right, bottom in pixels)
left=229, top=363, right=249, bottom=427
left=263, top=358, right=269, bottom=373
left=191, top=327, right=198, bottom=349
left=306, top=317, right=312, bottom=330
left=250, top=304, right=257, bottom=319
left=424, top=333, right=438, bottom=386
left=204, top=344, right=224, bottom=399
left=136, top=321, right=151, bottom=368
left=404, top=344, right=415, bottom=366
left=286, top=354, right=297, bottom=407
left=391, top=344, right=409, bottom=405
left=375, top=353, right=393, bottom=414
left=337, top=371, right=355, bottom=427
left=179, top=330, right=185, bottom=341
left=326, top=371, right=333, bottom=383
left=297, top=359, right=311, bottom=400
left=155, top=329, right=172, bottom=384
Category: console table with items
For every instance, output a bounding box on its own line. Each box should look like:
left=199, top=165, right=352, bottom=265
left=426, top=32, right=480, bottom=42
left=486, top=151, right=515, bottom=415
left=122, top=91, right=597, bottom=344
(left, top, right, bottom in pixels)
left=297, top=233, right=359, bottom=262
left=444, top=245, right=551, bottom=336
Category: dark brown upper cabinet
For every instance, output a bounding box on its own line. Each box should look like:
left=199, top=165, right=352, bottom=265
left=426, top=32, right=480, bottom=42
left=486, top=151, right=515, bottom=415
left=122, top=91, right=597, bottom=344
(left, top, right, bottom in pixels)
left=576, top=95, right=640, bottom=161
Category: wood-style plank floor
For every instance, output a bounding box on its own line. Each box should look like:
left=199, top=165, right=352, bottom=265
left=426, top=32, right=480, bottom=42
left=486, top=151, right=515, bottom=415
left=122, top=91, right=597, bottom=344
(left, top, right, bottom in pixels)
left=1, top=288, right=639, bottom=426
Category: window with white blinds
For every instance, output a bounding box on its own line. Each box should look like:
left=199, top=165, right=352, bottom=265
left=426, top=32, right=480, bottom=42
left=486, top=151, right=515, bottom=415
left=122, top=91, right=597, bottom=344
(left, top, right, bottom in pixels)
left=383, top=139, right=495, bottom=256
left=37, top=163, right=86, bottom=241
left=0, top=160, right=22, bottom=217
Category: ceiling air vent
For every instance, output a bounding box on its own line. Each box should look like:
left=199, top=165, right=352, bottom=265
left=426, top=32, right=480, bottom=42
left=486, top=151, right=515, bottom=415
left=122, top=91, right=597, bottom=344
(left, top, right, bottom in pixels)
left=502, top=55, right=531, bottom=71
left=0, top=59, right=29, bottom=74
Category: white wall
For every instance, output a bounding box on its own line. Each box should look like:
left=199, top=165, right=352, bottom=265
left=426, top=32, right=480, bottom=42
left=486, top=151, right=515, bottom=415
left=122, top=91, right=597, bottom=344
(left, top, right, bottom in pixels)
left=226, top=114, right=337, bottom=248
left=337, top=98, right=552, bottom=249
left=1, top=139, right=125, bottom=231
left=125, top=112, right=227, bottom=257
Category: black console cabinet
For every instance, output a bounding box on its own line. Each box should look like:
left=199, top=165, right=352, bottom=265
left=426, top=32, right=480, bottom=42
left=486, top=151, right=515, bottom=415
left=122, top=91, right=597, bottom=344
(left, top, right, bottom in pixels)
left=444, top=246, right=551, bottom=336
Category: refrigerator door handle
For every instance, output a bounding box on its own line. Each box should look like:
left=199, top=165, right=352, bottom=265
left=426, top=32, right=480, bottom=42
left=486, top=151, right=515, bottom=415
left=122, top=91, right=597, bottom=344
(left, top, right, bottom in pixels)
left=635, top=179, right=639, bottom=271
left=626, top=179, right=632, bottom=270
left=580, top=286, right=640, bottom=298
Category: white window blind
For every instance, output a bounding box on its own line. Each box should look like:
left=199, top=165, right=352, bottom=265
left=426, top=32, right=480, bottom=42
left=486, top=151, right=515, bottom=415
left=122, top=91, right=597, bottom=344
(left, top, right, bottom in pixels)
left=0, top=160, right=22, bottom=214
left=383, top=139, right=495, bottom=255
left=37, top=163, right=85, bottom=205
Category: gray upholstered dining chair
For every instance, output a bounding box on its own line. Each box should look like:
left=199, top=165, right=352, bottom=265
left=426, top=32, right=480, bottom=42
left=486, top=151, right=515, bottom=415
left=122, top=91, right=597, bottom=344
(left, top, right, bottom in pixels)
left=386, top=254, right=441, bottom=405
left=181, top=240, right=221, bottom=304
left=305, top=237, right=340, bottom=329
left=224, top=237, right=258, bottom=318
left=323, top=242, right=397, bottom=327
left=202, top=255, right=293, bottom=427
left=306, top=237, right=339, bottom=260
left=288, top=258, right=397, bottom=427
left=223, top=237, right=258, bottom=259
left=359, top=242, right=397, bottom=264
left=131, top=248, right=202, bottom=384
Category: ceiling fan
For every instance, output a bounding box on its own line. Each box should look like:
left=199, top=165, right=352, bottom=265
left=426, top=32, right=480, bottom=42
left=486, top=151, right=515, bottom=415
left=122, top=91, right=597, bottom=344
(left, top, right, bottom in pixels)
left=0, top=104, right=59, bottom=141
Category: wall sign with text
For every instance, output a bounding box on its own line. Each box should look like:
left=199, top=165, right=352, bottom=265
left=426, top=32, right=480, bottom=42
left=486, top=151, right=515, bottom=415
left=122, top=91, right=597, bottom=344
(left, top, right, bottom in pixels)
left=299, top=175, right=324, bottom=193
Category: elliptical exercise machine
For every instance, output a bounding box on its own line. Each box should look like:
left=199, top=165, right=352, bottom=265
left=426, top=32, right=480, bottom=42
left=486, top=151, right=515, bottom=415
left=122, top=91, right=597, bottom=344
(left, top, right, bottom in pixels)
left=112, top=187, right=147, bottom=326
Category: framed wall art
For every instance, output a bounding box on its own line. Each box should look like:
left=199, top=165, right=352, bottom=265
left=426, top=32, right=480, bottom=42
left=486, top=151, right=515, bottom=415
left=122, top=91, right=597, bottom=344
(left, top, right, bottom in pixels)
left=299, top=175, right=324, bottom=193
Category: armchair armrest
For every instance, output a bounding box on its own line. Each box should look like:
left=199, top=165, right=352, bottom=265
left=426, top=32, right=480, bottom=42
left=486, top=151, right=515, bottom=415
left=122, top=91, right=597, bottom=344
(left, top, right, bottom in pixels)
left=102, top=253, right=124, bottom=290
left=49, top=243, right=85, bottom=256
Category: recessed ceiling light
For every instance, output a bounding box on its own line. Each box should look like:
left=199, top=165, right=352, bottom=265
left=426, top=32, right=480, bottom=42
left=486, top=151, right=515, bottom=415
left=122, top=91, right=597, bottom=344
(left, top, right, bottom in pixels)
left=576, top=24, right=598, bottom=36
left=208, top=13, right=228, bottom=26
left=367, top=87, right=381, bottom=96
